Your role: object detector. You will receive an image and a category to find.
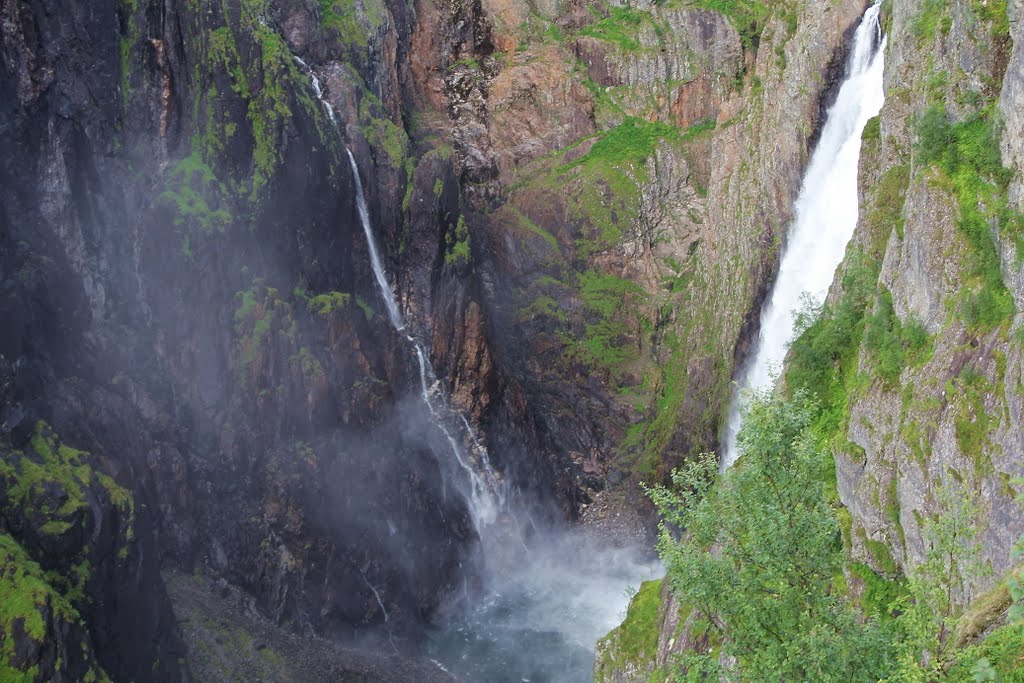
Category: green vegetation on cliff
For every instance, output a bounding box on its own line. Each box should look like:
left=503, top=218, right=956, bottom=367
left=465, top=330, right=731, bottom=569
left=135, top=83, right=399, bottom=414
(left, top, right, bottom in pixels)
left=559, top=117, right=680, bottom=253
left=784, top=251, right=878, bottom=446
left=643, top=388, right=1022, bottom=681
left=573, top=118, right=679, bottom=169
left=915, top=104, right=1020, bottom=330
left=319, top=0, right=388, bottom=48
left=0, top=424, right=131, bottom=682
left=648, top=394, right=894, bottom=681
left=573, top=271, right=648, bottom=373
left=445, top=215, right=472, bottom=266
left=176, top=0, right=340, bottom=218
left=0, top=533, right=107, bottom=683
left=594, top=579, right=664, bottom=681
left=579, top=7, right=652, bottom=52
left=159, top=151, right=233, bottom=258
left=234, top=282, right=301, bottom=372
left=578, top=0, right=796, bottom=54
left=684, top=0, right=797, bottom=50
left=3, top=423, right=134, bottom=554
left=863, top=288, right=932, bottom=389
left=502, top=110, right=723, bottom=480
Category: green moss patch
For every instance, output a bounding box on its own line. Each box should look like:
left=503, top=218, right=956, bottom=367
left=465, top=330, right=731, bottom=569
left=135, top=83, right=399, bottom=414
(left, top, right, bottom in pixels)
left=0, top=535, right=110, bottom=682
left=318, top=0, right=388, bottom=48
left=681, top=0, right=797, bottom=51
left=579, top=7, right=654, bottom=52
left=233, top=282, right=298, bottom=373
left=569, top=270, right=648, bottom=376
left=1, top=423, right=135, bottom=607
left=570, top=118, right=679, bottom=169
left=307, top=291, right=352, bottom=317
left=444, top=215, right=471, bottom=266
left=863, top=288, right=932, bottom=389
left=594, top=579, right=664, bottom=679
left=910, top=0, right=951, bottom=41
left=0, top=534, right=76, bottom=652
left=847, top=562, right=908, bottom=624
left=159, top=151, right=233, bottom=257
left=915, top=105, right=1020, bottom=331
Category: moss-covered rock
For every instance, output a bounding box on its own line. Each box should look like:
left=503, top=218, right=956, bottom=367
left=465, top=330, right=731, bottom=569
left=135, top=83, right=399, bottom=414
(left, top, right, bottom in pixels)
left=0, top=422, right=142, bottom=682
left=833, top=0, right=1024, bottom=600
left=594, top=578, right=664, bottom=682
left=0, top=533, right=111, bottom=683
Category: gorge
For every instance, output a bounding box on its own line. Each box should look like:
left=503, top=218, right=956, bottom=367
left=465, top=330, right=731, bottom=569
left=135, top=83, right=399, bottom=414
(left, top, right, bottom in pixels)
left=2, top=0, right=1024, bottom=681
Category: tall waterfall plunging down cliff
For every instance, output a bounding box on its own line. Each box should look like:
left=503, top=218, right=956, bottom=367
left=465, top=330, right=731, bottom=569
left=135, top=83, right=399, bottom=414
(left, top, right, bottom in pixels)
left=345, top=149, right=505, bottom=534
left=721, top=4, right=886, bottom=470
left=338, top=113, right=660, bottom=683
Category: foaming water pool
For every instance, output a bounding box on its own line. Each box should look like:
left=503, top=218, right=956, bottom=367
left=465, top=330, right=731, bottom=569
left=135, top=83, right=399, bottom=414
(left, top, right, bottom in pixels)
left=429, top=532, right=662, bottom=682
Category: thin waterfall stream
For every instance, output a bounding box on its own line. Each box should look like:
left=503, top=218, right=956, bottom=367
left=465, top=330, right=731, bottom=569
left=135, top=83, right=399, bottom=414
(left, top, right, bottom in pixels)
left=721, top=4, right=886, bottom=469
left=345, top=147, right=507, bottom=533
left=297, top=62, right=509, bottom=539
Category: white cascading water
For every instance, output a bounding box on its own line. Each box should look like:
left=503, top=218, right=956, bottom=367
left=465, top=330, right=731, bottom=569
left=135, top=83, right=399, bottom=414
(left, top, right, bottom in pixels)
left=345, top=149, right=505, bottom=533
left=346, top=151, right=406, bottom=332
left=294, top=57, right=336, bottom=124
left=293, top=55, right=505, bottom=536
left=721, top=4, right=886, bottom=470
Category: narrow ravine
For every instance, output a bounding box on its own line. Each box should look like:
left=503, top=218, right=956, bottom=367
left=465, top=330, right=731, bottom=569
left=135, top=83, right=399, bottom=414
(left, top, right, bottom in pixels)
left=722, top=4, right=887, bottom=469
left=308, top=5, right=887, bottom=679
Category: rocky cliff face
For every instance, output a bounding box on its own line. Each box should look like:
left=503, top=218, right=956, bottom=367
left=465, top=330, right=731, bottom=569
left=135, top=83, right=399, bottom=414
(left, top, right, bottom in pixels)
left=1, top=0, right=482, bottom=676
left=428, top=0, right=866, bottom=519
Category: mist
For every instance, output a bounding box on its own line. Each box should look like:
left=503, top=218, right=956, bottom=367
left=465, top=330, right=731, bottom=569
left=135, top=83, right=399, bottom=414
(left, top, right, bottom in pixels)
left=430, top=521, right=662, bottom=682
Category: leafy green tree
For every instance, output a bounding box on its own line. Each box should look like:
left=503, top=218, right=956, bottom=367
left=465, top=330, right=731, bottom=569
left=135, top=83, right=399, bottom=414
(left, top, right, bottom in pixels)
left=648, top=391, right=893, bottom=682
left=883, top=484, right=990, bottom=682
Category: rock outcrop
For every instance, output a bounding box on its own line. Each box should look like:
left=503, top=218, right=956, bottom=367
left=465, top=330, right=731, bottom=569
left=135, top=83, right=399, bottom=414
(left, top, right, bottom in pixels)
left=597, top=0, right=1024, bottom=679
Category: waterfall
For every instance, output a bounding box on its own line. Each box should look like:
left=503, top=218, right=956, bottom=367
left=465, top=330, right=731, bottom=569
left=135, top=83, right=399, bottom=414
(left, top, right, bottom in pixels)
left=345, top=149, right=505, bottom=531
left=345, top=149, right=504, bottom=534
left=361, top=572, right=390, bottom=623
left=298, top=54, right=660, bottom=683
left=721, top=4, right=886, bottom=470
left=346, top=150, right=406, bottom=332
left=294, top=61, right=506, bottom=535
left=410, top=341, right=504, bottom=529
left=294, top=57, right=336, bottom=124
